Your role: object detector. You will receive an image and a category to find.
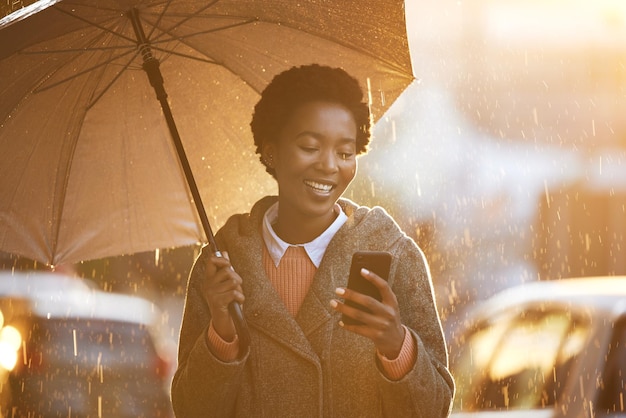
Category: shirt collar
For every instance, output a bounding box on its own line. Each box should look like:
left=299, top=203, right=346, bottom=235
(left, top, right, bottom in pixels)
left=262, top=202, right=347, bottom=268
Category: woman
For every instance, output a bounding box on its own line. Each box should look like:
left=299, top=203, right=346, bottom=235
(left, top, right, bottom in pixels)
left=171, top=64, right=454, bottom=417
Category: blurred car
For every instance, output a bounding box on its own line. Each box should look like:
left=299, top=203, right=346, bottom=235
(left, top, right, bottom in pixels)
left=0, top=271, right=173, bottom=417
left=449, top=277, right=626, bottom=418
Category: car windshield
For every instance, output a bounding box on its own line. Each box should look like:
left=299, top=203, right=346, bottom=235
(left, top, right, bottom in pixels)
left=453, top=308, right=591, bottom=411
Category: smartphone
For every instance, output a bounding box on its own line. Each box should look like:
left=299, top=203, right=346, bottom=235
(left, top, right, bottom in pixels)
left=342, top=251, right=392, bottom=325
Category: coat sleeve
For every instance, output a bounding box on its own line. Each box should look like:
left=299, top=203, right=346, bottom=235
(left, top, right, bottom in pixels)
left=378, top=238, right=455, bottom=417
left=170, top=246, right=248, bottom=417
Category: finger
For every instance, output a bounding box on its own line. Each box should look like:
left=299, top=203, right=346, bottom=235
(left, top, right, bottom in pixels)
left=206, top=254, right=233, bottom=270
left=333, top=286, right=396, bottom=328
left=359, top=268, right=386, bottom=289
left=207, top=272, right=241, bottom=292
left=359, top=268, right=396, bottom=303
left=203, top=273, right=245, bottom=307
left=330, top=298, right=376, bottom=326
left=332, top=287, right=384, bottom=324
left=211, top=287, right=245, bottom=306
left=209, top=269, right=243, bottom=294
left=336, top=284, right=381, bottom=313
left=219, top=250, right=230, bottom=261
left=203, top=256, right=234, bottom=283
left=201, top=254, right=240, bottom=288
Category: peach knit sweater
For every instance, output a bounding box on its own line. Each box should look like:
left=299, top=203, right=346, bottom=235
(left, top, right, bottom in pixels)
left=265, top=245, right=315, bottom=316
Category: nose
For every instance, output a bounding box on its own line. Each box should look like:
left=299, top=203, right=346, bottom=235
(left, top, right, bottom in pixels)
left=317, top=149, right=339, bottom=173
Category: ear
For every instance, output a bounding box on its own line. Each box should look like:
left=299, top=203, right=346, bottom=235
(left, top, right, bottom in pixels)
left=261, top=143, right=276, bottom=168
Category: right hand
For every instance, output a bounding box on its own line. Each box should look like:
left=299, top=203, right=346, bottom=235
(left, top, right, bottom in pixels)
left=201, top=249, right=245, bottom=341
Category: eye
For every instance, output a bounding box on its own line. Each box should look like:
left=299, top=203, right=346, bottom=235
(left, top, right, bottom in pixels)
left=338, top=152, right=354, bottom=160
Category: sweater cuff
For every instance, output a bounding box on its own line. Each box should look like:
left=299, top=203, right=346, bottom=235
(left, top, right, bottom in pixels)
left=207, top=321, right=240, bottom=362
left=377, top=325, right=417, bottom=381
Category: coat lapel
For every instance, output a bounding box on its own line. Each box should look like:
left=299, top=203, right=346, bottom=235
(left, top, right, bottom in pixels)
left=229, top=227, right=320, bottom=363
left=295, top=259, right=341, bottom=337
left=243, top=261, right=320, bottom=361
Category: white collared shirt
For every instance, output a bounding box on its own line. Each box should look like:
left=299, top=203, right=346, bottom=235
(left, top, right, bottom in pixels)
left=262, top=202, right=348, bottom=268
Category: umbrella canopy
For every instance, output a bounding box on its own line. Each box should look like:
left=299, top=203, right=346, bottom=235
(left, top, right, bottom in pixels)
left=0, top=0, right=414, bottom=266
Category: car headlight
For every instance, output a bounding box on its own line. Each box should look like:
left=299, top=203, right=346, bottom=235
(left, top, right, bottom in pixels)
left=0, top=325, right=22, bottom=371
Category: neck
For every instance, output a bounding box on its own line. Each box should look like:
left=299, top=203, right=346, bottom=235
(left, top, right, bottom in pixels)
left=273, top=206, right=337, bottom=245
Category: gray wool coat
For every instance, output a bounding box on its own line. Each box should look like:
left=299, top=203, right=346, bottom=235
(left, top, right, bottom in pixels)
left=171, top=196, right=455, bottom=417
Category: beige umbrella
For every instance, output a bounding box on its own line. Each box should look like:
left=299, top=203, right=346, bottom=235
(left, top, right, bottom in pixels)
left=0, top=0, right=415, bottom=341
left=0, top=0, right=413, bottom=265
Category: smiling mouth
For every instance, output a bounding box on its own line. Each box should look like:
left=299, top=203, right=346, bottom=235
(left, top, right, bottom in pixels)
left=304, top=180, right=334, bottom=193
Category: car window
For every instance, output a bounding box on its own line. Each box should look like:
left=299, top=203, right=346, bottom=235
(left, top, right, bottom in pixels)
left=453, top=307, right=591, bottom=411
left=24, top=318, right=158, bottom=371
left=595, top=318, right=626, bottom=416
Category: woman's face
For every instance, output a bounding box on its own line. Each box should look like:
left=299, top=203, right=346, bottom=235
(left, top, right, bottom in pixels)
left=266, top=101, right=358, bottom=224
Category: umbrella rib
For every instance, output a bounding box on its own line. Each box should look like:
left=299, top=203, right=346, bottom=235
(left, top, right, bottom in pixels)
left=147, top=0, right=220, bottom=44
left=149, top=46, right=217, bottom=65
left=33, top=49, right=137, bottom=94
left=54, top=5, right=137, bottom=45
left=149, top=18, right=257, bottom=46
left=144, top=0, right=174, bottom=41
left=21, top=45, right=135, bottom=54
left=84, top=52, right=138, bottom=110
left=18, top=17, right=135, bottom=57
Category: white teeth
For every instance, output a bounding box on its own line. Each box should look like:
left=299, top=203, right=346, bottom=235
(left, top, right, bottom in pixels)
left=305, top=180, right=333, bottom=192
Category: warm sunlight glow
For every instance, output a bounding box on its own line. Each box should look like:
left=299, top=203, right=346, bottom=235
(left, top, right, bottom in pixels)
left=482, top=0, right=626, bottom=48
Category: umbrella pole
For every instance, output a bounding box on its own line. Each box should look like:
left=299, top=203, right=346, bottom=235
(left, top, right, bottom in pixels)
left=129, top=8, right=250, bottom=350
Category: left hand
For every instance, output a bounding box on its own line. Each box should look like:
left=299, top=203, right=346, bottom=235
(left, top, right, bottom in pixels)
left=330, top=268, right=405, bottom=359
